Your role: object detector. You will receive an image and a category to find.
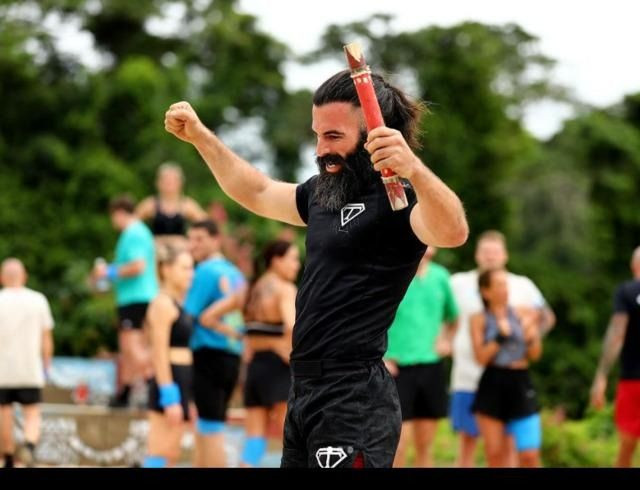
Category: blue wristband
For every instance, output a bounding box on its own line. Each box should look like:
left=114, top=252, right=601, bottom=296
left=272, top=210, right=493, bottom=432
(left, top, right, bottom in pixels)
left=158, top=383, right=181, bottom=408
left=106, top=264, right=118, bottom=282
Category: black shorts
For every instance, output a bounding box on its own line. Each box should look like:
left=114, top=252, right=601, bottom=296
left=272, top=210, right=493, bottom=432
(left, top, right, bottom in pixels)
left=395, top=360, right=448, bottom=421
left=472, top=365, right=539, bottom=422
left=193, top=348, right=240, bottom=422
left=244, top=351, right=291, bottom=408
left=148, top=364, right=193, bottom=420
left=0, top=388, right=41, bottom=405
left=281, top=359, right=401, bottom=468
left=117, top=302, right=149, bottom=331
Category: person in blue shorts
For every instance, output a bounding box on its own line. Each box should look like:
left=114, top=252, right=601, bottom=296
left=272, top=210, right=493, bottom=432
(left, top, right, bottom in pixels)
left=470, top=268, right=543, bottom=467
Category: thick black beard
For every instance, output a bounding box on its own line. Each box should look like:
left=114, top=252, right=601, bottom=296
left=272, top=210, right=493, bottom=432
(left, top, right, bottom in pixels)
left=314, top=138, right=378, bottom=212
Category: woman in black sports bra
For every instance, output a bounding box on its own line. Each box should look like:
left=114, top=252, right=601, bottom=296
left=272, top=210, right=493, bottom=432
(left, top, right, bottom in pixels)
left=143, top=245, right=195, bottom=467
left=239, top=240, right=300, bottom=467
left=136, top=163, right=207, bottom=247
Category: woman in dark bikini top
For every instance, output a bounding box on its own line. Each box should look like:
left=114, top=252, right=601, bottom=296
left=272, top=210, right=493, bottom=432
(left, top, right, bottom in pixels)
left=239, top=240, right=300, bottom=467
left=136, top=162, right=207, bottom=247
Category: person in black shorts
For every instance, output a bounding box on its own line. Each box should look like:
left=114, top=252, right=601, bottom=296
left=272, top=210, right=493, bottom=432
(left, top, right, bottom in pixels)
left=184, top=220, right=247, bottom=467
left=93, top=196, right=159, bottom=408
left=235, top=240, right=300, bottom=467
left=0, top=259, right=54, bottom=467
left=470, top=268, right=543, bottom=467
left=384, top=247, right=459, bottom=467
left=143, top=245, right=194, bottom=467
left=164, top=69, right=468, bottom=467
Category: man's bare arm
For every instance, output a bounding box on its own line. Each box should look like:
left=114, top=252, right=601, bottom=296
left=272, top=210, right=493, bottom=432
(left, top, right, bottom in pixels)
left=408, top=165, right=469, bottom=247
left=539, top=306, right=556, bottom=337
left=594, top=313, right=628, bottom=379
left=590, top=313, right=628, bottom=409
left=42, top=330, right=53, bottom=372
left=199, top=288, right=246, bottom=329
left=365, top=126, right=468, bottom=247
left=165, top=102, right=304, bottom=226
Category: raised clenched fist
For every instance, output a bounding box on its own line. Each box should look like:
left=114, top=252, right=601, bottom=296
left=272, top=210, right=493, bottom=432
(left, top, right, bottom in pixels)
left=164, top=101, right=207, bottom=144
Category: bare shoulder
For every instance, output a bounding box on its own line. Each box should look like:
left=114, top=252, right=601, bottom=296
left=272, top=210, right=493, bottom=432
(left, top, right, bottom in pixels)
left=259, top=181, right=305, bottom=227
left=148, top=294, right=178, bottom=321
left=470, top=311, right=485, bottom=327
left=135, top=196, right=155, bottom=218
left=278, top=280, right=298, bottom=297
left=184, top=196, right=203, bottom=205
left=514, top=305, right=535, bottom=317
left=183, top=197, right=207, bottom=217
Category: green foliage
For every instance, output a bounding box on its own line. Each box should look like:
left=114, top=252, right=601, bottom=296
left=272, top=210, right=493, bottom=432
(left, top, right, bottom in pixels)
left=539, top=407, right=637, bottom=467
left=0, top=0, right=306, bottom=356
left=405, top=409, right=637, bottom=467
left=54, top=259, right=118, bottom=356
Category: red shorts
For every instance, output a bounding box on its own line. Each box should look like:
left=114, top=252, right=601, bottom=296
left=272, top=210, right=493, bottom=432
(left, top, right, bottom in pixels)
left=615, top=380, right=640, bottom=438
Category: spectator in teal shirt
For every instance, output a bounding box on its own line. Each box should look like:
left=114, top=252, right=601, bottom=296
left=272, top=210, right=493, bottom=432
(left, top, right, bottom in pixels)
left=384, top=247, right=458, bottom=467
left=93, top=195, right=158, bottom=408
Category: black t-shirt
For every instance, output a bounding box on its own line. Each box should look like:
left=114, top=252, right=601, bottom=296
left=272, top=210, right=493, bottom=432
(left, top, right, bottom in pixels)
left=293, top=176, right=427, bottom=361
left=613, top=279, right=640, bottom=379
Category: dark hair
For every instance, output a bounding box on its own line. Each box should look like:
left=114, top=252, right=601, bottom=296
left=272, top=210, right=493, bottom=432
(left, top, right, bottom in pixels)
left=109, top=194, right=136, bottom=214
left=313, top=70, right=425, bottom=150
left=244, top=240, right=295, bottom=319
left=190, top=219, right=219, bottom=237
left=262, top=240, right=293, bottom=270
left=478, top=268, right=501, bottom=309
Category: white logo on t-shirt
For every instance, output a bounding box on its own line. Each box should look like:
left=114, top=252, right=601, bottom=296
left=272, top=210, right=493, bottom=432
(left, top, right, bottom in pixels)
left=340, top=203, right=365, bottom=227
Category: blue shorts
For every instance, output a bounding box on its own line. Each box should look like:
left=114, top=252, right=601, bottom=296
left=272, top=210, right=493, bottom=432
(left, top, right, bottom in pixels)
left=506, top=413, right=541, bottom=451
left=450, top=391, right=479, bottom=437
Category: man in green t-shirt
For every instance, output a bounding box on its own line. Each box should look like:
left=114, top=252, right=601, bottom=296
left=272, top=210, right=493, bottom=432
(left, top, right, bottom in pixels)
left=93, top=195, right=159, bottom=408
left=384, top=247, right=458, bottom=467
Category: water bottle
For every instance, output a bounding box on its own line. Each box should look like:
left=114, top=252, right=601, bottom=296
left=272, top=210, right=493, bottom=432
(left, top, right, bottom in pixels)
left=94, top=257, right=111, bottom=292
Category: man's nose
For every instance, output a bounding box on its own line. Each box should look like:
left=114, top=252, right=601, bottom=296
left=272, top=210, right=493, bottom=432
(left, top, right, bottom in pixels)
left=316, top=140, right=331, bottom=158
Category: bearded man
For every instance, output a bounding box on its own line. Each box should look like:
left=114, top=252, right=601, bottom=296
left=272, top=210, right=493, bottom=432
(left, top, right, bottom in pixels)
left=164, top=70, right=468, bottom=468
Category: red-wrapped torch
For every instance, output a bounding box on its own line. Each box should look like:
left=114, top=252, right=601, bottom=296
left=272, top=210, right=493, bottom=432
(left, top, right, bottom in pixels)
left=343, top=42, right=408, bottom=211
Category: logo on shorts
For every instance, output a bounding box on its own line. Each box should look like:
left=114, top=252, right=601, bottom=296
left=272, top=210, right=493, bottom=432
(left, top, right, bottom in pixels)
left=315, top=446, right=347, bottom=468
left=340, top=203, right=365, bottom=227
